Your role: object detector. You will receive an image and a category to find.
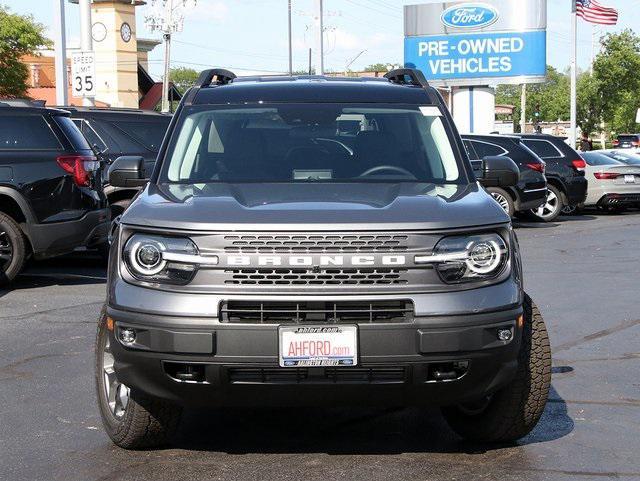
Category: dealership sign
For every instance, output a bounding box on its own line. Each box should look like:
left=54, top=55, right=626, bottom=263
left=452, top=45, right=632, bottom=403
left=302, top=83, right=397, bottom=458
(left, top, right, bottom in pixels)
left=404, top=0, right=547, bottom=86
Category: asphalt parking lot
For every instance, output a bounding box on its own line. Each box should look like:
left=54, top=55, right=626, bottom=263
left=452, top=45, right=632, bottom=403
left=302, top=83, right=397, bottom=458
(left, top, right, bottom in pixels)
left=1, top=211, right=639, bottom=481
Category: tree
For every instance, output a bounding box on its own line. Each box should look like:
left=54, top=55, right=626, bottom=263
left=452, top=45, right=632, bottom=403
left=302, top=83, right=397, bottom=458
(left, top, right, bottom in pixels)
left=0, top=7, right=50, bottom=98
left=592, top=30, right=640, bottom=134
left=169, top=67, right=199, bottom=95
left=495, top=66, right=570, bottom=128
left=364, top=63, right=395, bottom=72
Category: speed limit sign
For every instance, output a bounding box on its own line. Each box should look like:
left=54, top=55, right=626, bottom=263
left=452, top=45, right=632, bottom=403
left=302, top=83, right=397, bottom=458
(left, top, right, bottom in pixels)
left=71, top=51, right=96, bottom=98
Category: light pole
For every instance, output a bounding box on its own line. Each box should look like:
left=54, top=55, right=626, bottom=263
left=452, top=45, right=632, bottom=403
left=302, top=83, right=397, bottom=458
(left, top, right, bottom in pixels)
left=145, top=0, right=196, bottom=113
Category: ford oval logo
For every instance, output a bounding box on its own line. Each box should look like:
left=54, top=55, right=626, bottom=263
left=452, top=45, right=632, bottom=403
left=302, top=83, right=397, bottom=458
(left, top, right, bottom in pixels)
left=441, top=3, right=499, bottom=29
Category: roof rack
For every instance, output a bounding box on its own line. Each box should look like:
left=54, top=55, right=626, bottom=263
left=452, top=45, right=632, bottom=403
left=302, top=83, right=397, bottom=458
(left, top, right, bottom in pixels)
left=195, top=68, right=237, bottom=88
left=384, top=68, right=430, bottom=88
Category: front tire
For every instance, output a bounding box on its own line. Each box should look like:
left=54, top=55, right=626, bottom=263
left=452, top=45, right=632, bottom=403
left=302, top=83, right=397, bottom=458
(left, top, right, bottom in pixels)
left=95, top=308, right=182, bottom=449
left=529, top=185, right=563, bottom=222
left=441, top=294, right=552, bottom=443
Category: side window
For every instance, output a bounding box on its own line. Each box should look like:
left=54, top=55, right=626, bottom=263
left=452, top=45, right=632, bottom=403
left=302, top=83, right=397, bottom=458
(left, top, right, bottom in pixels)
left=463, top=140, right=479, bottom=160
left=109, top=120, right=170, bottom=152
left=470, top=140, right=506, bottom=158
left=0, top=114, right=62, bottom=150
left=522, top=139, right=562, bottom=159
left=74, top=119, right=108, bottom=152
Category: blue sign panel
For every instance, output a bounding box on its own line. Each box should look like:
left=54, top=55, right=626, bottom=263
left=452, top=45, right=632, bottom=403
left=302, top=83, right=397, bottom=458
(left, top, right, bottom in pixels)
left=404, top=30, right=546, bottom=81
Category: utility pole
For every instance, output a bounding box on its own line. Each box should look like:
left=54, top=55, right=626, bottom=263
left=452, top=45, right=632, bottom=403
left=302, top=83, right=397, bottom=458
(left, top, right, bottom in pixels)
left=161, top=26, right=172, bottom=113
left=79, top=0, right=95, bottom=106
left=520, top=84, right=526, bottom=134
left=145, top=0, right=196, bottom=113
left=53, top=0, right=68, bottom=106
left=288, top=0, right=293, bottom=75
left=570, top=1, right=578, bottom=148
left=315, top=0, right=324, bottom=75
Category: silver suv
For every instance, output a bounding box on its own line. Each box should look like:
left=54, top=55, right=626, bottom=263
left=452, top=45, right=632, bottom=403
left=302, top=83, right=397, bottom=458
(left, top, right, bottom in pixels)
left=96, top=69, right=551, bottom=449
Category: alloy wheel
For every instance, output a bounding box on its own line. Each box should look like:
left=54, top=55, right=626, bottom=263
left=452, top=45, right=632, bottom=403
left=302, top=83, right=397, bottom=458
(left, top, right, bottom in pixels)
left=0, top=230, right=13, bottom=272
left=490, top=192, right=511, bottom=214
left=535, top=189, right=559, bottom=219
left=102, top=336, right=130, bottom=419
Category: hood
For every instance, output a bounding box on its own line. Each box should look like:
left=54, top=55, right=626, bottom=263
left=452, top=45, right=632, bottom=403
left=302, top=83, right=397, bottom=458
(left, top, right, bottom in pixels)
left=121, top=182, right=509, bottom=231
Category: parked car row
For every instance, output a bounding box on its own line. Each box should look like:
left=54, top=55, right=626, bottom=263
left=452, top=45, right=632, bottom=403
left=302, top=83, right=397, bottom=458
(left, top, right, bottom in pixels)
left=464, top=133, right=588, bottom=222
left=0, top=101, right=168, bottom=285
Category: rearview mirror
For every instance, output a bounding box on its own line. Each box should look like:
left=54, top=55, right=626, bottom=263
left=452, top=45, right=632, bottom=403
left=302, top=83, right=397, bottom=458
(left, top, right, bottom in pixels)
left=108, top=156, right=147, bottom=188
left=480, top=156, right=519, bottom=188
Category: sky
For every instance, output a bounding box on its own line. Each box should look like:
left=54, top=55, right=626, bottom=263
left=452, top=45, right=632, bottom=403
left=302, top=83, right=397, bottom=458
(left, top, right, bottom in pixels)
left=1, top=0, right=637, bottom=80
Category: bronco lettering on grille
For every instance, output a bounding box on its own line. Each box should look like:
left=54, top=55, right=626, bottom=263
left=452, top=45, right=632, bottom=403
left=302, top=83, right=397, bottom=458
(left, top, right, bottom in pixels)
left=225, top=255, right=407, bottom=267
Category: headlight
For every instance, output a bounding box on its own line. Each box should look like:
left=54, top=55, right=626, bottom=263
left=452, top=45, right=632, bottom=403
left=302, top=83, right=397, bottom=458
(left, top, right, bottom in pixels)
left=123, top=234, right=217, bottom=285
left=415, top=233, right=509, bottom=284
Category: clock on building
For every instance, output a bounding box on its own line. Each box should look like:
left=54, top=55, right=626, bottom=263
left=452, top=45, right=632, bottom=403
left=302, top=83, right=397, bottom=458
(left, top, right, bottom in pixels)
left=120, top=22, right=132, bottom=43
left=91, top=22, right=107, bottom=42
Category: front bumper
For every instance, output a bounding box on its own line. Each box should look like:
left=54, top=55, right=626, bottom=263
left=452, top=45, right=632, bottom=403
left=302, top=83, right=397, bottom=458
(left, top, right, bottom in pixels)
left=107, top=299, right=523, bottom=407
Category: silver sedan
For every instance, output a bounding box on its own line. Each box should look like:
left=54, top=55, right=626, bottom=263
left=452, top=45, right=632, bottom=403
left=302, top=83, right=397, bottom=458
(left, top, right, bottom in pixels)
left=581, top=151, right=640, bottom=211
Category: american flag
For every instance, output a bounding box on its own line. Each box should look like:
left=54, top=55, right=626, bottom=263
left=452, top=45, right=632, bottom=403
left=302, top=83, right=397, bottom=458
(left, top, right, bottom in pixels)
left=575, top=0, right=619, bottom=25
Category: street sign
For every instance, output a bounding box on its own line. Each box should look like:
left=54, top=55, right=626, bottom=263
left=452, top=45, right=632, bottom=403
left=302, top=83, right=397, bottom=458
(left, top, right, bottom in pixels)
left=71, top=51, right=96, bottom=98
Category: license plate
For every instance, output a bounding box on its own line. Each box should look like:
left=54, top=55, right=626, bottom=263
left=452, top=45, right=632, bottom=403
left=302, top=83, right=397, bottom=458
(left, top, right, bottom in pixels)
left=278, top=325, right=358, bottom=367
left=625, top=175, right=635, bottom=183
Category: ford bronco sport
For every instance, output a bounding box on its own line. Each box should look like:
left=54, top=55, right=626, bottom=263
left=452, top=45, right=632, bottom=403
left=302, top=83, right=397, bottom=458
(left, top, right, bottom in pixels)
left=96, top=69, right=552, bottom=448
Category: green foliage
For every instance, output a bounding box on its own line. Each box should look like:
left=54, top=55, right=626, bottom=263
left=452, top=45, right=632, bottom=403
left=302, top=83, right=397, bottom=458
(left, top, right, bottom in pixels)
left=363, top=63, right=393, bottom=72
left=496, top=29, right=640, bottom=136
left=592, top=29, right=640, bottom=134
left=495, top=66, right=570, bottom=126
left=169, top=67, right=199, bottom=95
left=0, top=6, right=50, bottom=98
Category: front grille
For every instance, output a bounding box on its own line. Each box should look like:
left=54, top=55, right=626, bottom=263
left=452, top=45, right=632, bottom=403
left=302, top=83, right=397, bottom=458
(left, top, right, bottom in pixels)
left=223, top=268, right=408, bottom=286
left=227, top=367, right=407, bottom=384
left=220, top=300, right=414, bottom=324
left=223, top=234, right=409, bottom=253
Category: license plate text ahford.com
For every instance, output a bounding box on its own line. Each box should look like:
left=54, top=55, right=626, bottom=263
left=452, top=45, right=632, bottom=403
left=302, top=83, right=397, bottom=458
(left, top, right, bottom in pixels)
left=279, top=325, right=358, bottom=367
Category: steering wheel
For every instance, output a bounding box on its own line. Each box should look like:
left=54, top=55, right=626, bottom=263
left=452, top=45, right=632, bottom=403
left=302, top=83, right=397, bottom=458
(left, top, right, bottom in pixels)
left=358, top=165, right=416, bottom=178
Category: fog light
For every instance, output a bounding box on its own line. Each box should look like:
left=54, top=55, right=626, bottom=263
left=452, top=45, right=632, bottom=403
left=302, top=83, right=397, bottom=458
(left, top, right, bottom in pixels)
left=119, top=328, right=136, bottom=345
left=497, top=328, right=513, bottom=342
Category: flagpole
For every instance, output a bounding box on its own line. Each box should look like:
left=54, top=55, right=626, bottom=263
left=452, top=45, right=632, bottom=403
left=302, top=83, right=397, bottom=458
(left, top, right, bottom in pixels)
left=570, top=1, right=578, bottom=148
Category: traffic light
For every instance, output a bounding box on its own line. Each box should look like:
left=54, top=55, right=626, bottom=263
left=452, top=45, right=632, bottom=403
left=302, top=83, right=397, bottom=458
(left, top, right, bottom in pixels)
left=534, top=103, right=541, bottom=118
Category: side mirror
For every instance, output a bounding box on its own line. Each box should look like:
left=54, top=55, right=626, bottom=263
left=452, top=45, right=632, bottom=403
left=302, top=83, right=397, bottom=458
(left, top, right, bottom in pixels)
left=108, top=156, right=147, bottom=188
left=480, top=156, right=519, bottom=188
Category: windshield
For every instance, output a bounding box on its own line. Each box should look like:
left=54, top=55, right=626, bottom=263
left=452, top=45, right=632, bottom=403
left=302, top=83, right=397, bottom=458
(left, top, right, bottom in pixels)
left=161, top=104, right=463, bottom=184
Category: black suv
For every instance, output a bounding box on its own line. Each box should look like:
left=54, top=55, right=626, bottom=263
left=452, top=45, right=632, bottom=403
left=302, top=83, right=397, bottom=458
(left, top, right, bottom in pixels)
left=462, top=134, right=547, bottom=218
left=96, top=69, right=551, bottom=448
left=63, top=107, right=171, bottom=216
left=0, top=102, right=109, bottom=284
left=514, top=134, right=588, bottom=218
left=613, top=134, right=640, bottom=150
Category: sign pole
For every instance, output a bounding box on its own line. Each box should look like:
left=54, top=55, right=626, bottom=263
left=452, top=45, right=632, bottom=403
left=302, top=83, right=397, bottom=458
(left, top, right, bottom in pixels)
left=79, top=0, right=95, bottom=106
left=520, top=84, right=527, bottom=133
left=53, top=0, right=68, bottom=106
left=570, top=0, right=578, bottom=147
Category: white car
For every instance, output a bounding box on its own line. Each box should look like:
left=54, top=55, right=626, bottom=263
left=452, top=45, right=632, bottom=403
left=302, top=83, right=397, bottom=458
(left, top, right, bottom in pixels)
left=581, top=151, right=640, bottom=212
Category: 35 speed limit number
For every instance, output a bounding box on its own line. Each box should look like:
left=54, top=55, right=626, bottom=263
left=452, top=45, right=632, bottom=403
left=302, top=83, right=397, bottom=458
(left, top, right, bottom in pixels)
left=71, top=51, right=96, bottom=98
